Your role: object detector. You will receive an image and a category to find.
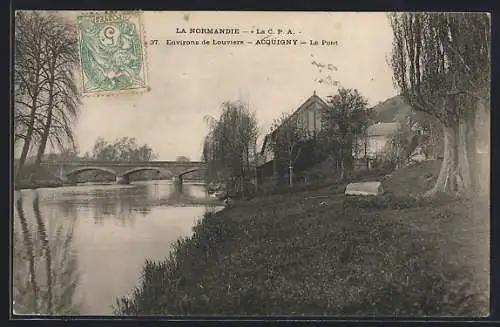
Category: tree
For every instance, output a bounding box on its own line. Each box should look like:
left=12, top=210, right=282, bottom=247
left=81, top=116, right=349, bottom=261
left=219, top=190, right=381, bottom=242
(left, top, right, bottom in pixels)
left=266, top=112, right=310, bottom=186
left=319, top=88, right=371, bottom=179
left=15, top=12, right=49, bottom=172
left=202, top=101, right=259, bottom=196
left=33, top=16, right=80, bottom=165
left=90, top=137, right=158, bottom=161
left=15, top=12, right=81, bottom=175
left=389, top=12, right=490, bottom=195
left=176, top=156, right=190, bottom=162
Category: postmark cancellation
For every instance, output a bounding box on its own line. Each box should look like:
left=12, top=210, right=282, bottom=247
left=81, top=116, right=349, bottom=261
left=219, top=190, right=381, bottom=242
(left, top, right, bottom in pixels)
left=76, top=12, right=148, bottom=96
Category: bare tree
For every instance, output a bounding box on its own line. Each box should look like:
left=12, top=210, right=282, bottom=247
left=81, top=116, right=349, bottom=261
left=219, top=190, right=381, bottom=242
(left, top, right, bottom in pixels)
left=34, top=15, right=80, bottom=165
left=15, top=12, right=51, bottom=174
left=15, top=12, right=81, bottom=176
left=389, top=12, right=490, bottom=195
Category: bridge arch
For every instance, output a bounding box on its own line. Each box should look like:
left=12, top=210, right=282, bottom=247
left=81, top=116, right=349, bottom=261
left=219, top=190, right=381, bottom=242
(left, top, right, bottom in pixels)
left=65, top=166, right=118, bottom=177
left=119, top=167, right=171, bottom=178
left=178, top=167, right=205, bottom=178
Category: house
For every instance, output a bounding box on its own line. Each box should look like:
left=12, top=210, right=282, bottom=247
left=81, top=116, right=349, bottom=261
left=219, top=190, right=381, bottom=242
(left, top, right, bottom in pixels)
left=364, top=122, right=402, bottom=159
left=258, top=92, right=329, bottom=179
left=260, top=91, right=329, bottom=155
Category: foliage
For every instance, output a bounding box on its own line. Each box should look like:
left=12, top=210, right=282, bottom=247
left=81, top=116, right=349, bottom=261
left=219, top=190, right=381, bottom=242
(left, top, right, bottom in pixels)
left=89, top=137, right=158, bottom=161
left=15, top=11, right=81, bottom=173
left=389, top=12, right=490, bottom=195
left=319, top=88, right=372, bottom=178
left=202, top=101, right=259, bottom=196
left=176, top=156, right=191, bottom=162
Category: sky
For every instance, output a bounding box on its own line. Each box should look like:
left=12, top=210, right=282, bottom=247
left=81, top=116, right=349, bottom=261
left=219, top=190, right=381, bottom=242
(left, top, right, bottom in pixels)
left=37, top=11, right=399, bottom=161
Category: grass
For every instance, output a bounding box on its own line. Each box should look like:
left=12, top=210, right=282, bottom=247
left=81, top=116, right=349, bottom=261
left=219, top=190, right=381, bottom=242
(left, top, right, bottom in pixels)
left=14, top=164, right=64, bottom=190
left=114, top=161, right=489, bottom=316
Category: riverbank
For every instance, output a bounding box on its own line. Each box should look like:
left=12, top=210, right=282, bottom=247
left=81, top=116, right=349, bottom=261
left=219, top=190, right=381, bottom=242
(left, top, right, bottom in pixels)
left=115, top=161, right=489, bottom=316
left=15, top=180, right=64, bottom=190
left=14, top=164, right=64, bottom=190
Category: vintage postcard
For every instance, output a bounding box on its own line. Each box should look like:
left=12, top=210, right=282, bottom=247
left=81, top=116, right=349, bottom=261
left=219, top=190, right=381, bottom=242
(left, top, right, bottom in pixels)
left=13, top=11, right=490, bottom=317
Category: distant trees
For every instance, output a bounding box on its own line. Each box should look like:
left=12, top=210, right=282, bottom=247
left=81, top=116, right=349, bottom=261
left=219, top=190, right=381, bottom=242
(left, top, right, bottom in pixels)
left=176, top=156, right=190, bottom=162
left=266, top=112, right=310, bottom=186
left=202, top=101, right=259, bottom=196
left=389, top=12, right=490, bottom=195
left=89, top=137, right=158, bottom=161
left=319, top=88, right=372, bottom=179
left=15, top=11, right=81, bottom=178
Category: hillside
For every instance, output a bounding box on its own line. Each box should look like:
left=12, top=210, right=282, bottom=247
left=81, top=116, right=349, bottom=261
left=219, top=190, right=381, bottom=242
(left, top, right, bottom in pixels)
left=371, top=95, right=412, bottom=123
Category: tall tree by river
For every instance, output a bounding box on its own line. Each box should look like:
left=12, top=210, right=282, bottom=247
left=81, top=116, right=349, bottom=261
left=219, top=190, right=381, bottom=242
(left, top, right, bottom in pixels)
left=202, top=101, right=259, bottom=196
left=389, top=12, right=490, bottom=195
left=15, top=12, right=81, bottom=177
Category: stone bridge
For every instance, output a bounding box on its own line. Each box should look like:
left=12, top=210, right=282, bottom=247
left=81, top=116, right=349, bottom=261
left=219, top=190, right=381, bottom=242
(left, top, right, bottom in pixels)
left=41, top=160, right=206, bottom=187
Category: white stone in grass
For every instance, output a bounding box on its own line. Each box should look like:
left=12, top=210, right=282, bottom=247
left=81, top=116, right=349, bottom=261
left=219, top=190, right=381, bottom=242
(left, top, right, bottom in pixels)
left=345, top=181, right=384, bottom=196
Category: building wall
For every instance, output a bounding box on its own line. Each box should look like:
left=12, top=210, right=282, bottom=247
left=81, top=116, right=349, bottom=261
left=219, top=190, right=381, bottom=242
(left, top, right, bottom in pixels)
left=293, top=100, right=325, bottom=135
left=366, top=136, right=389, bottom=158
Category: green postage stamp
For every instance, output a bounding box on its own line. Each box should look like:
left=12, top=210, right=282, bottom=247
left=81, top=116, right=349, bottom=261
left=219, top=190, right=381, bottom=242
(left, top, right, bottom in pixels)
left=77, top=12, right=147, bottom=95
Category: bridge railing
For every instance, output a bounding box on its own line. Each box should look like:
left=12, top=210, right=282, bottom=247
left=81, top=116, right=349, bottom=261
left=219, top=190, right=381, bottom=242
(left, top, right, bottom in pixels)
left=42, top=160, right=205, bottom=166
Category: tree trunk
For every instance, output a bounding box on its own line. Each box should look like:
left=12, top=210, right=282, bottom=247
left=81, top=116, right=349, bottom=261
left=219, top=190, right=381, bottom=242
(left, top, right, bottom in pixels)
left=35, top=64, right=56, bottom=165
left=466, top=108, right=479, bottom=192
left=426, top=120, right=475, bottom=196
left=339, top=146, right=345, bottom=179
left=457, top=119, right=472, bottom=190
left=364, top=138, right=369, bottom=169
left=35, top=106, right=53, bottom=165
left=17, top=105, right=38, bottom=180
left=289, top=161, right=293, bottom=186
left=17, top=42, right=43, bottom=181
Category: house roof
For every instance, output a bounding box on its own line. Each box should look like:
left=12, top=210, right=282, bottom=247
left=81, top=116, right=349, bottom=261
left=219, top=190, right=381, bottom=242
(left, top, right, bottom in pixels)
left=260, top=92, right=328, bottom=155
left=367, top=122, right=401, bottom=137
left=289, top=91, right=329, bottom=118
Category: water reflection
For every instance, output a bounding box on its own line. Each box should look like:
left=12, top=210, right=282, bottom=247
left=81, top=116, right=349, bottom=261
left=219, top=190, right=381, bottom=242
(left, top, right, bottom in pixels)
left=13, top=181, right=222, bottom=315
left=43, top=183, right=216, bottom=226
left=13, top=191, right=81, bottom=315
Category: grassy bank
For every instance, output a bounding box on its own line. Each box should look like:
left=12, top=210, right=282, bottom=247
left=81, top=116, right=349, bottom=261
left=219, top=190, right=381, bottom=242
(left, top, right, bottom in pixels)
left=14, top=164, right=64, bottom=190
left=115, top=161, right=489, bottom=316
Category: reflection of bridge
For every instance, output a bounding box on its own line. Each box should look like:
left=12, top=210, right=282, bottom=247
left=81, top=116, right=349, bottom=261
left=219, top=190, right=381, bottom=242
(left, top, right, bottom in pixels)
left=41, top=160, right=206, bottom=188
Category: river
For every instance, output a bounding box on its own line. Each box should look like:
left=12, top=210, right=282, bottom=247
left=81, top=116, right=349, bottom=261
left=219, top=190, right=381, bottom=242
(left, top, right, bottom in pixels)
left=12, top=180, right=222, bottom=316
